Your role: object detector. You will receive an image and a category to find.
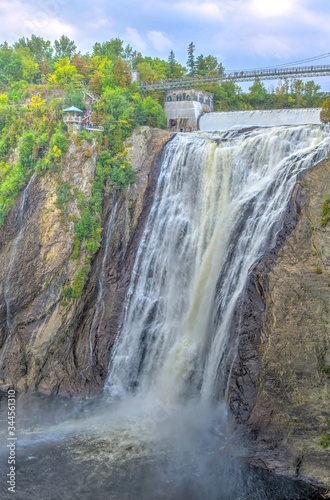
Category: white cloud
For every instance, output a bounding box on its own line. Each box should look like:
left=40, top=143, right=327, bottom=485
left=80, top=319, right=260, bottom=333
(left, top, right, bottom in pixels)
left=0, top=0, right=76, bottom=42
left=297, top=7, right=330, bottom=32
left=138, top=0, right=239, bottom=20
left=147, top=30, right=171, bottom=51
left=249, top=34, right=296, bottom=59
left=174, top=1, right=226, bottom=22
left=250, top=0, right=294, bottom=18
left=124, top=26, right=147, bottom=51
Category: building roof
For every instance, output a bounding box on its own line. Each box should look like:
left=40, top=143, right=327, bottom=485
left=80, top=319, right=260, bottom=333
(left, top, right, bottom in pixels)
left=63, top=106, right=83, bottom=113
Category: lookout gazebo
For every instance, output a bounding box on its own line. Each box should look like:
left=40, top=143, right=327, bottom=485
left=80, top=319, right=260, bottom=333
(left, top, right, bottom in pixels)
left=63, top=106, right=83, bottom=132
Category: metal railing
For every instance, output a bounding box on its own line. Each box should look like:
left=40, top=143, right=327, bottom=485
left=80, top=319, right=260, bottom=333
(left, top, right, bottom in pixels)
left=63, top=115, right=104, bottom=131
left=141, top=64, right=330, bottom=91
left=85, top=125, right=104, bottom=132
left=63, top=115, right=82, bottom=123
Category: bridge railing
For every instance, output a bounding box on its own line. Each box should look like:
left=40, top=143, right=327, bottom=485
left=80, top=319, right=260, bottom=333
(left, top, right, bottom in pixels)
left=141, top=64, right=330, bottom=90
left=225, top=64, right=330, bottom=78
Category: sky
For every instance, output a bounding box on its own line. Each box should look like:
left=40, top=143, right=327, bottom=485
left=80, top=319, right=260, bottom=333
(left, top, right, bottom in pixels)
left=1, top=0, right=330, bottom=89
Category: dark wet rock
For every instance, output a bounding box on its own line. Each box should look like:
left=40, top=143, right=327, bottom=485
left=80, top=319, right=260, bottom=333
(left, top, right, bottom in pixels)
left=228, top=159, right=330, bottom=488
left=0, top=127, right=170, bottom=396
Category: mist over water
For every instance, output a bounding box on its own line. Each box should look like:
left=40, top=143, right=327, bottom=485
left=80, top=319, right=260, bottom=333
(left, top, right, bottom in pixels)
left=0, top=391, right=323, bottom=499
left=1, top=124, right=329, bottom=499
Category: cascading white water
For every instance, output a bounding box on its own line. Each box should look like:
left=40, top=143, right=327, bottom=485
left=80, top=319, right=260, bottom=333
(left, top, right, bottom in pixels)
left=0, top=174, right=34, bottom=371
left=106, top=125, right=330, bottom=407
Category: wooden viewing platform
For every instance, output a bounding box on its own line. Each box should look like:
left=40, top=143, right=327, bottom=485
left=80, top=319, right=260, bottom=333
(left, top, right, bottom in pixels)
left=63, top=115, right=104, bottom=132
left=63, top=103, right=104, bottom=133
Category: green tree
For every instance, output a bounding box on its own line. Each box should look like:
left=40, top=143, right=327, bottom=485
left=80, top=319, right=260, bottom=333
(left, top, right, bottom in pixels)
left=196, top=54, right=222, bottom=76
left=320, top=97, right=330, bottom=124
left=101, top=87, right=130, bottom=120
left=304, top=80, right=321, bottom=107
left=142, top=96, right=166, bottom=127
left=0, top=97, right=9, bottom=134
left=187, top=42, right=196, bottom=76
left=64, top=84, right=86, bottom=110
left=204, top=55, right=219, bottom=72
left=112, top=59, right=131, bottom=87
left=133, top=100, right=147, bottom=126
left=248, top=79, right=268, bottom=108
left=50, top=58, right=81, bottom=86
left=137, top=61, right=154, bottom=82
left=90, top=58, right=115, bottom=91
left=292, top=79, right=306, bottom=108
left=14, top=35, right=53, bottom=64
left=211, top=81, right=245, bottom=110
left=168, top=50, right=177, bottom=76
left=92, top=38, right=124, bottom=59
left=54, top=35, right=77, bottom=61
left=19, top=132, right=36, bottom=171
left=71, top=53, right=90, bottom=81
left=124, top=44, right=134, bottom=59
left=16, top=47, right=40, bottom=83
left=0, top=44, right=23, bottom=83
left=196, top=54, right=207, bottom=75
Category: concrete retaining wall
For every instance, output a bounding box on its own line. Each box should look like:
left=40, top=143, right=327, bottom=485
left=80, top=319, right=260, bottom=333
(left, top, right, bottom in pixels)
left=165, top=101, right=213, bottom=132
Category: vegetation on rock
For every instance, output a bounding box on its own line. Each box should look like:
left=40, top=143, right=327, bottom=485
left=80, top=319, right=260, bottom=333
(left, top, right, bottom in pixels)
left=319, top=421, right=330, bottom=448
left=321, top=194, right=330, bottom=227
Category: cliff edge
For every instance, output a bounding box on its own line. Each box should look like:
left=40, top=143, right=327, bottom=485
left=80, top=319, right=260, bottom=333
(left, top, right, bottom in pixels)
left=230, top=158, right=330, bottom=488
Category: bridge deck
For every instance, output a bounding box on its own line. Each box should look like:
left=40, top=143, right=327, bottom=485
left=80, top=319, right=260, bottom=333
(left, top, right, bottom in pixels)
left=141, top=64, right=330, bottom=91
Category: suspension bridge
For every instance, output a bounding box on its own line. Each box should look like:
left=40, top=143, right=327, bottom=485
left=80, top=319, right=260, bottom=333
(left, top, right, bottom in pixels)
left=140, top=53, right=330, bottom=91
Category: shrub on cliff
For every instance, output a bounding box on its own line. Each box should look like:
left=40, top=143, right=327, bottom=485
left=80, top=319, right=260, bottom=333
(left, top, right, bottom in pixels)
left=321, top=194, right=330, bottom=227
left=50, top=132, right=68, bottom=154
left=19, top=132, right=36, bottom=171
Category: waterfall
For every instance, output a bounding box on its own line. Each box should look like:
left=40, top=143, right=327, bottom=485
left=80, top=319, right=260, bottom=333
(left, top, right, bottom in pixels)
left=106, top=125, right=329, bottom=405
left=0, top=174, right=34, bottom=371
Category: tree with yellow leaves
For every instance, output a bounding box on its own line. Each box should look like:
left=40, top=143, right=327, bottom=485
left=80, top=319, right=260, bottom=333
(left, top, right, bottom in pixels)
left=49, top=58, right=81, bottom=87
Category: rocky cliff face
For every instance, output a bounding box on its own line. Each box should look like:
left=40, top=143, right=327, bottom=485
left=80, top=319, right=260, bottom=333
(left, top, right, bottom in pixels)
left=229, top=158, right=330, bottom=488
left=0, top=127, right=170, bottom=395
